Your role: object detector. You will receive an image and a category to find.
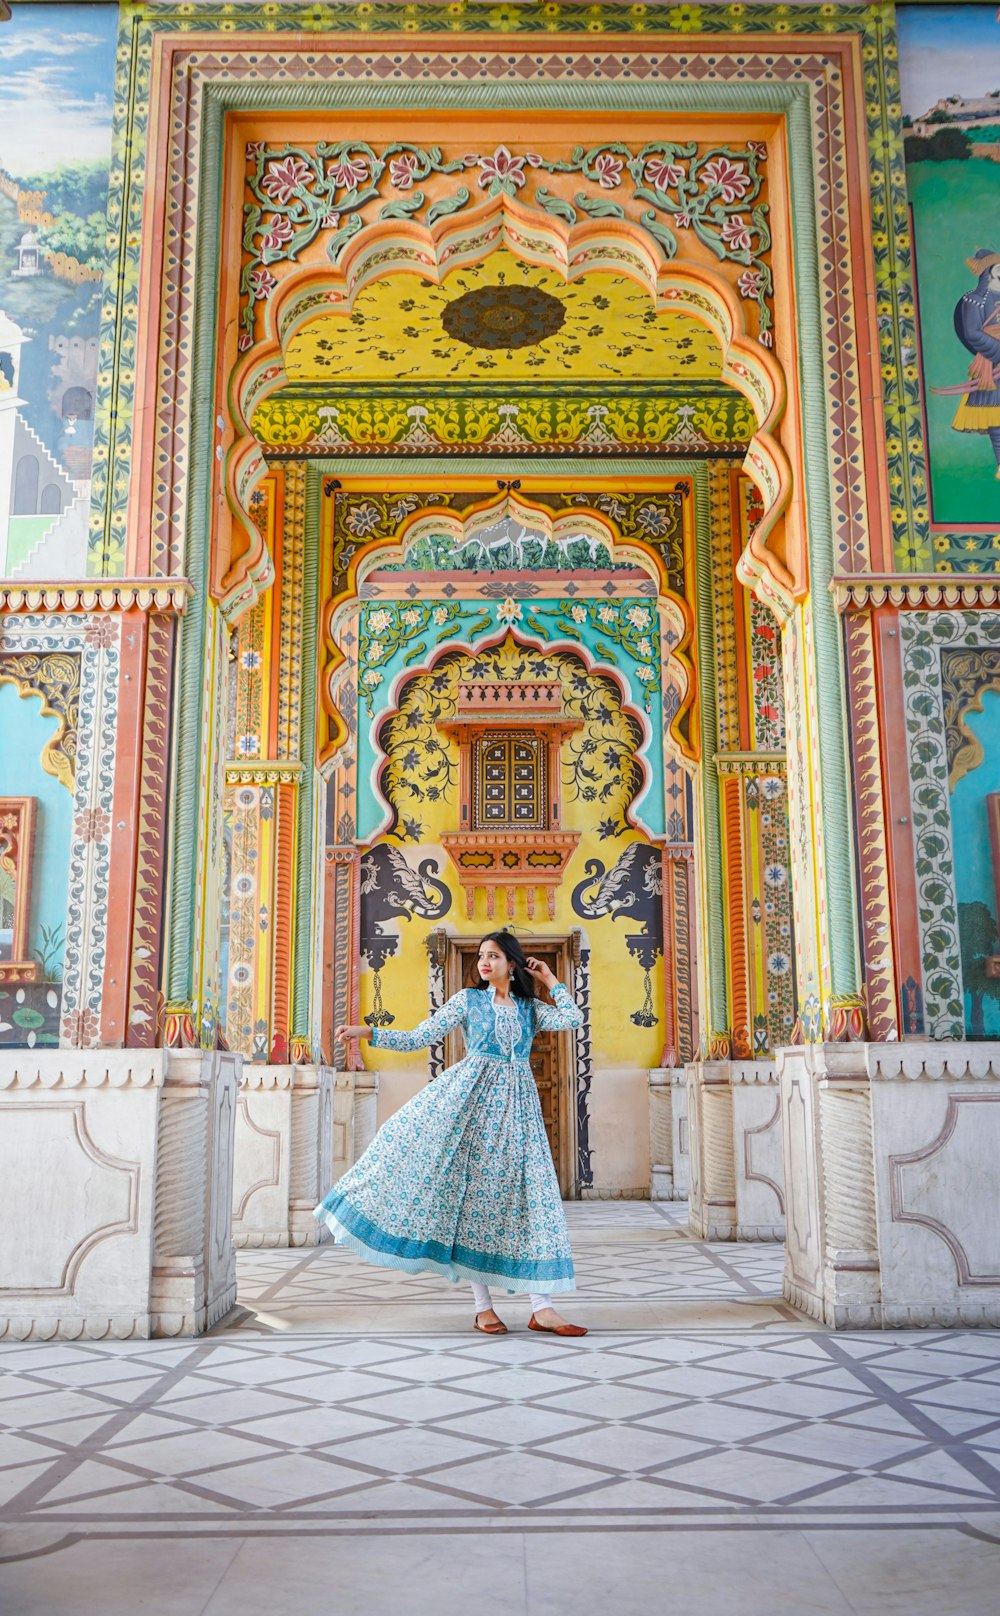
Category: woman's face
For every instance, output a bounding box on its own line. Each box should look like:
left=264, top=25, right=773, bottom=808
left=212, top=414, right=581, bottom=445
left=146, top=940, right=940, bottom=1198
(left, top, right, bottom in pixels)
left=989, top=264, right=1000, bottom=292
left=477, top=940, right=511, bottom=983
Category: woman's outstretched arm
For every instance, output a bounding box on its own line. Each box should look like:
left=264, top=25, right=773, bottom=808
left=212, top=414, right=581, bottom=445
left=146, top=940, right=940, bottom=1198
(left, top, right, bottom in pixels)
left=368, top=990, right=468, bottom=1052
left=533, top=981, right=584, bottom=1032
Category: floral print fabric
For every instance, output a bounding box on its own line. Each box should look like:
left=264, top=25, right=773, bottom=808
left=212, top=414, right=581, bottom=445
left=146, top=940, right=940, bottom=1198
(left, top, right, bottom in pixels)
left=314, top=983, right=584, bottom=1293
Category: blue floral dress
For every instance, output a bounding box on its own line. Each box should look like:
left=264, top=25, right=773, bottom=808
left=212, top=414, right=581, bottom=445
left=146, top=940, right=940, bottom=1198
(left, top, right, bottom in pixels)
left=314, top=983, right=583, bottom=1294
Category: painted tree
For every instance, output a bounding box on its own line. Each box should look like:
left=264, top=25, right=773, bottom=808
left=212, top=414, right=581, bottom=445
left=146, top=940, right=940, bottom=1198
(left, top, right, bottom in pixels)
left=958, top=901, right=1000, bottom=1038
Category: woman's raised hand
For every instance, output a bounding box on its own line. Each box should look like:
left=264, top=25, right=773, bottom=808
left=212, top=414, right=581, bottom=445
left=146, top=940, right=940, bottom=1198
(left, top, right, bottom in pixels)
left=335, top=1024, right=373, bottom=1044
left=525, top=956, right=557, bottom=991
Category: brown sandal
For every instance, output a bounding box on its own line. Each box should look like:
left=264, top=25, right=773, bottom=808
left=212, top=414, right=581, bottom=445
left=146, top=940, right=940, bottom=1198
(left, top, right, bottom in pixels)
left=528, top=1313, right=588, bottom=1337
left=474, top=1311, right=508, bottom=1335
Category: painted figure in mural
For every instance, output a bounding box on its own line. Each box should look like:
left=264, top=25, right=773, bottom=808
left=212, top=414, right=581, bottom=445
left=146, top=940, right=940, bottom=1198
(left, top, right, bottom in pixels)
left=948, top=249, right=1000, bottom=477
left=315, top=931, right=587, bottom=1336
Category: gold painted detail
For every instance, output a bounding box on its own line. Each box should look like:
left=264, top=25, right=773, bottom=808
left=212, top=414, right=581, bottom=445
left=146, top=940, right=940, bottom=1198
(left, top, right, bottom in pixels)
left=225, top=761, right=305, bottom=784
left=941, top=647, right=1000, bottom=788
left=0, top=652, right=81, bottom=793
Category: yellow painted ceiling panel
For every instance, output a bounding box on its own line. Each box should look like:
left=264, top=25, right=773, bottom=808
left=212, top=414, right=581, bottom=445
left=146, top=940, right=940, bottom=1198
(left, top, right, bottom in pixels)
left=285, top=249, right=723, bottom=384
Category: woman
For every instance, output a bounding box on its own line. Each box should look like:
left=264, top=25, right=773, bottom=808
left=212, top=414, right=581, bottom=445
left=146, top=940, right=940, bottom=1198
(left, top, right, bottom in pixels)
left=315, top=931, right=587, bottom=1337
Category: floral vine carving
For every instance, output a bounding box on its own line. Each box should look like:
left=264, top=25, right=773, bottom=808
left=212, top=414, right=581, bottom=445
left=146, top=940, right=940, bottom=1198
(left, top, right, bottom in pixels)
left=376, top=636, right=645, bottom=843
left=242, top=139, right=771, bottom=348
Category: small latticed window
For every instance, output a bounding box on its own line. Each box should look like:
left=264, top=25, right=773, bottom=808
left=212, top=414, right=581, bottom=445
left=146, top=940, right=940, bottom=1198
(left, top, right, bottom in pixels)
left=473, top=733, right=547, bottom=830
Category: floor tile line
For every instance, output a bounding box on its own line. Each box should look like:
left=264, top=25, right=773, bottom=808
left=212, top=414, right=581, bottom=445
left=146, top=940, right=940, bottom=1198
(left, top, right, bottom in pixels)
left=816, top=1337, right=1000, bottom=1501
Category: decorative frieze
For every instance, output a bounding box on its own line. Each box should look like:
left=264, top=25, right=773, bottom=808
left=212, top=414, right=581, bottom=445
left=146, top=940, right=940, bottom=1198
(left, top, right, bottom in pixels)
left=0, top=581, right=192, bottom=614
left=833, top=575, right=1000, bottom=613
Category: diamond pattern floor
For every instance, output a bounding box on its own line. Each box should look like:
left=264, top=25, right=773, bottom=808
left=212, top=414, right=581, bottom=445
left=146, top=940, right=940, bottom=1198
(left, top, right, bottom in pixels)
left=2, top=1204, right=1000, bottom=1615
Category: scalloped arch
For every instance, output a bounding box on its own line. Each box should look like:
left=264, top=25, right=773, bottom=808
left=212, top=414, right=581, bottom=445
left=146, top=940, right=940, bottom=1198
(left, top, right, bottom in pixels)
left=219, top=194, right=792, bottom=617
left=358, top=621, right=668, bottom=849
left=320, top=486, right=694, bottom=771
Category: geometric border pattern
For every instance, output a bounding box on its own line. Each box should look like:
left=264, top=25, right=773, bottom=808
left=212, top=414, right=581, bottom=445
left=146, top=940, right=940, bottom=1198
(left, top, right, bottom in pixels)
left=899, top=609, right=1000, bottom=1039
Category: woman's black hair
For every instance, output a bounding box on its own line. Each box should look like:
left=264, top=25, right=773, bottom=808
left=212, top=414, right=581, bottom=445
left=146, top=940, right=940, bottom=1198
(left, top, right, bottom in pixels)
left=469, top=930, right=536, bottom=999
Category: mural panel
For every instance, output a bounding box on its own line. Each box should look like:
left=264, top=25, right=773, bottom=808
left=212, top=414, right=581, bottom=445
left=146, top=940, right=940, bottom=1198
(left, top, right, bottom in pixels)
left=899, top=5, right=1000, bottom=543
left=0, top=3, right=117, bottom=579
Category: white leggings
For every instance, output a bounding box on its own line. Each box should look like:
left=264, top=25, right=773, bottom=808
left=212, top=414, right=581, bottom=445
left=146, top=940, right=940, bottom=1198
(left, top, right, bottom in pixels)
left=471, top=1281, right=552, bottom=1313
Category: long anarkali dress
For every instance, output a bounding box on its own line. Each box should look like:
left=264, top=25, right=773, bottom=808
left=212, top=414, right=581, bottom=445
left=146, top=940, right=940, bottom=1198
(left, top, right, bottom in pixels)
left=314, top=981, right=584, bottom=1295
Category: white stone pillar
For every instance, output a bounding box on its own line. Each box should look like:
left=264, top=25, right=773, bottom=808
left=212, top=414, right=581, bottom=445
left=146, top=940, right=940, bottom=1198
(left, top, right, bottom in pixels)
left=150, top=1050, right=240, bottom=1336
left=686, top=1060, right=736, bottom=1238
left=649, top=1067, right=688, bottom=1199
left=778, top=1043, right=882, bottom=1328
left=232, top=1064, right=336, bottom=1249
left=352, top=1071, right=379, bottom=1164
left=0, top=1047, right=242, bottom=1341
left=688, top=1059, right=784, bottom=1239
left=331, top=1069, right=356, bottom=1185
left=730, top=1061, right=784, bottom=1240
left=782, top=1043, right=1000, bottom=1327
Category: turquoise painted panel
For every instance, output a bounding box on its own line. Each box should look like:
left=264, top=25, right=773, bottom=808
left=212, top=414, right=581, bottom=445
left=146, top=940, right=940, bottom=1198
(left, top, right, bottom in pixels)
left=0, top=681, right=72, bottom=977
left=950, top=691, right=1000, bottom=1037
left=356, top=599, right=665, bottom=843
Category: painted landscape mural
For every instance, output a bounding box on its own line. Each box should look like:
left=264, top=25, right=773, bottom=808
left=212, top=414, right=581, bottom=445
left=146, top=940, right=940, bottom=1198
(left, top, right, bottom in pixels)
left=0, top=2, right=117, bottom=579
left=899, top=4, right=1000, bottom=529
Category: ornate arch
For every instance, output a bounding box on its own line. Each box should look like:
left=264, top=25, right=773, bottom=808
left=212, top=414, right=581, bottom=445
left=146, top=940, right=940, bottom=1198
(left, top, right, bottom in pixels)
left=317, top=482, right=695, bottom=769
left=220, top=191, right=790, bottom=618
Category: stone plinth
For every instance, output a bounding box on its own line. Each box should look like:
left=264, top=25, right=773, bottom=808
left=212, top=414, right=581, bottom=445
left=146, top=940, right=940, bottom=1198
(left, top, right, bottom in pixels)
left=648, top=1067, right=688, bottom=1200
left=730, top=1062, right=785, bottom=1240
left=687, top=1060, right=783, bottom=1240
left=779, top=1040, right=1000, bottom=1328
left=0, top=1049, right=240, bottom=1340
left=232, top=1064, right=336, bottom=1249
left=353, top=1071, right=380, bottom=1162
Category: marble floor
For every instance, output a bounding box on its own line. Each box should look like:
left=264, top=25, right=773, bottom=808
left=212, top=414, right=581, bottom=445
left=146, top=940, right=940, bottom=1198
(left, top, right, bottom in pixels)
left=2, top=1203, right=1000, bottom=1614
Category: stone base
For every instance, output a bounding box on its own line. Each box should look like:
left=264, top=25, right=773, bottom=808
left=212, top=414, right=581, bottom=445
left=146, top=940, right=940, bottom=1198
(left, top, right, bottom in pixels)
left=0, top=1048, right=240, bottom=1340
left=648, top=1067, right=688, bottom=1200
left=778, top=1040, right=1000, bottom=1329
left=232, top=1064, right=336, bottom=1248
left=686, top=1059, right=784, bottom=1240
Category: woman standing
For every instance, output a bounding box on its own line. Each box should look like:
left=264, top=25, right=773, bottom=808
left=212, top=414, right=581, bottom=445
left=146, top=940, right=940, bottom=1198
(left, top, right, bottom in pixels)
left=314, top=931, right=587, bottom=1336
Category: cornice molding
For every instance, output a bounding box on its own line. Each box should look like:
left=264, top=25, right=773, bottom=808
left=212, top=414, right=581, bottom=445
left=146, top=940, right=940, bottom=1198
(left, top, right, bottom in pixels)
left=832, top=575, right=1000, bottom=613
left=225, top=761, right=304, bottom=784
left=0, top=580, right=194, bottom=615
left=714, top=750, right=786, bottom=775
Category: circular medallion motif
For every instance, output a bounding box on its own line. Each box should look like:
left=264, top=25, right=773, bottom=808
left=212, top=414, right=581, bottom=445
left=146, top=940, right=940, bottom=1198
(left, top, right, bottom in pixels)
left=441, top=284, right=566, bottom=350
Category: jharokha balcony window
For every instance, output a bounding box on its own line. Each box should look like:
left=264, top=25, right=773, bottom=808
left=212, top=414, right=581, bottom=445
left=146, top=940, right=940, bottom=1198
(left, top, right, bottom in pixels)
left=436, top=680, right=581, bottom=922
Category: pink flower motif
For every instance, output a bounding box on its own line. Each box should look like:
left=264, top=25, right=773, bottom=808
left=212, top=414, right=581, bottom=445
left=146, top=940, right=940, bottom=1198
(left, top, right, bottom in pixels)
left=593, top=152, right=623, bottom=189
left=74, top=808, right=111, bottom=844
left=759, top=329, right=773, bottom=348
left=84, top=618, right=117, bottom=648
left=261, top=155, right=312, bottom=205
left=329, top=154, right=368, bottom=190
left=238, top=331, right=254, bottom=352
left=472, top=145, right=539, bottom=194
left=700, top=156, right=750, bottom=203
left=738, top=267, right=763, bottom=298
left=63, top=1008, right=101, bottom=1047
left=720, top=215, right=753, bottom=254
left=644, top=155, right=685, bottom=192
left=246, top=141, right=268, bottom=159
left=248, top=266, right=278, bottom=299
left=260, top=215, right=294, bottom=253
left=746, top=140, right=768, bottom=159
left=389, top=152, right=422, bottom=190
left=321, top=211, right=341, bottom=230
left=673, top=212, right=691, bottom=229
